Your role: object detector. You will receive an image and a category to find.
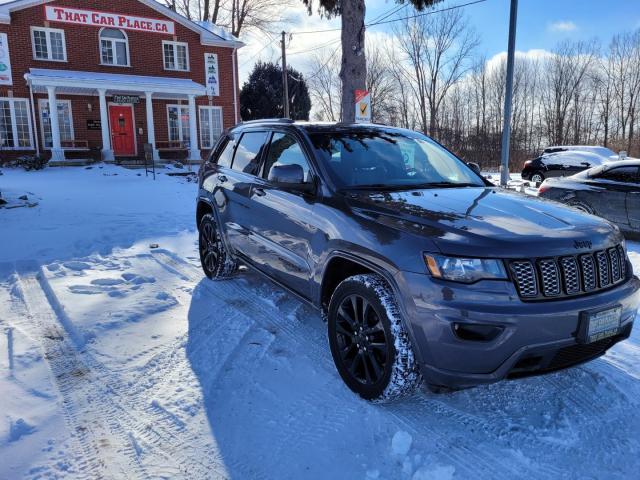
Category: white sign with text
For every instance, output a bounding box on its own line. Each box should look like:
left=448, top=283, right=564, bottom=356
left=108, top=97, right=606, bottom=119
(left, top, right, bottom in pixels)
left=45, top=6, right=175, bottom=35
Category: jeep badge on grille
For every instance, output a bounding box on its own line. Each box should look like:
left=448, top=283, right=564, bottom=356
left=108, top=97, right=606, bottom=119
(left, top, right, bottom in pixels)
left=574, top=240, right=593, bottom=250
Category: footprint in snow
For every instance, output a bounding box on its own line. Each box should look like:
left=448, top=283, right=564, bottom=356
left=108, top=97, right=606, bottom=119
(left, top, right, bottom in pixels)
left=121, top=273, right=156, bottom=285
left=91, top=278, right=125, bottom=286
left=62, top=261, right=92, bottom=272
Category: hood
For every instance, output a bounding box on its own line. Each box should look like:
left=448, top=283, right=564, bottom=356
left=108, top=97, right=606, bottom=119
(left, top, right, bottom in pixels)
left=347, top=187, right=622, bottom=258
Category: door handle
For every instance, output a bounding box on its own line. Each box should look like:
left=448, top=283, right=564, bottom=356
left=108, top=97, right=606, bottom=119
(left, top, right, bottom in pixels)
left=218, top=175, right=227, bottom=183
left=254, top=187, right=266, bottom=197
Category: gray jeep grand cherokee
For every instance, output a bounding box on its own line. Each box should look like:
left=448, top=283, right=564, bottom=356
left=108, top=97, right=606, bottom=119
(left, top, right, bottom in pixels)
left=196, top=120, right=640, bottom=401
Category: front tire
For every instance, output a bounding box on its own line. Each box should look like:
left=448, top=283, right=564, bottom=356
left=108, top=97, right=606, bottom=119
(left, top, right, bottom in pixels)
left=567, top=199, right=595, bottom=215
left=198, top=213, right=237, bottom=280
left=327, top=274, right=422, bottom=402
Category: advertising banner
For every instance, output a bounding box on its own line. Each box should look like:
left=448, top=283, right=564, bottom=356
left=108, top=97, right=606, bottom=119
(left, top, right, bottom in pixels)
left=0, top=33, right=12, bottom=86
left=205, top=53, right=220, bottom=97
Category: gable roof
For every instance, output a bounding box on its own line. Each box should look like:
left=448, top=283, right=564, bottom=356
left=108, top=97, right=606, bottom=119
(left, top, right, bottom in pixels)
left=0, top=0, right=243, bottom=48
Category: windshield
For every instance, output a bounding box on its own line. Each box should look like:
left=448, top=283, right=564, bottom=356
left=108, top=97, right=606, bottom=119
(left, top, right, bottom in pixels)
left=307, top=129, right=484, bottom=190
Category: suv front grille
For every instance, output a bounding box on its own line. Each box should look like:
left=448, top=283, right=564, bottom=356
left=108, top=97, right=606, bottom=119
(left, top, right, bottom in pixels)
left=509, top=244, right=628, bottom=301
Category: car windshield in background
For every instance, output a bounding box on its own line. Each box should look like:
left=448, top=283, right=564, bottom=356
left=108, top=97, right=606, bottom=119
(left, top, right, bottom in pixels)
left=308, top=129, right=484, bottom=190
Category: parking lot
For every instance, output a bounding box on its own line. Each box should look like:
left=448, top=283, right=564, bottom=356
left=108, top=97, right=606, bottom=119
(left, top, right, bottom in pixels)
left=1, top=165, right=639, bottom=479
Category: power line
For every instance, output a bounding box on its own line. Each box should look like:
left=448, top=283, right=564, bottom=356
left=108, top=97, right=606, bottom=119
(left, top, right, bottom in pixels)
left=287, top=38, right=341, bottom=57
left=289, top=0, right=488, bottom=35
left=305, top=48, right=340, bottom=82
left=368, top=3, right=409, bottom=25
left=240, top=36, right=278, bottom=67
left=372, top=0, right=487, bottom=27
left=243, top=1, right=488, bottom=72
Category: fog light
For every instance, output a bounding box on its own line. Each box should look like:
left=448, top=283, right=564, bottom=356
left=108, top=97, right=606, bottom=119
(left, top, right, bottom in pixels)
left=453, top=323, right=504, bottom=342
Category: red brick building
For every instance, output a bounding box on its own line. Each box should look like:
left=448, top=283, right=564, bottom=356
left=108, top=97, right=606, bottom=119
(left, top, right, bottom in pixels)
left=0, top=0, right=243, bottom=164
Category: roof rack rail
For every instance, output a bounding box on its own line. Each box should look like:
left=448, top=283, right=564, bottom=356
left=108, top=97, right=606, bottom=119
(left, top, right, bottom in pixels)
left=239, top=118, right=295, bottom=125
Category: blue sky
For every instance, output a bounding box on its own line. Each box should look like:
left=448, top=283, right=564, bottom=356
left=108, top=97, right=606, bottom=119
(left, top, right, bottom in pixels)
left=240, top=0, right=640, bottom=82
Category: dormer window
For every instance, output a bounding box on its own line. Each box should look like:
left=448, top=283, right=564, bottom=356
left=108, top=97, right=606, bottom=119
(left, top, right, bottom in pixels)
left=100, top=28, right=129, bottom=67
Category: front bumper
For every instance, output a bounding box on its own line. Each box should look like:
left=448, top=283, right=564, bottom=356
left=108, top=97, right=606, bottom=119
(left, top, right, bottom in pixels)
left=395, top=270, right=640, bottom=388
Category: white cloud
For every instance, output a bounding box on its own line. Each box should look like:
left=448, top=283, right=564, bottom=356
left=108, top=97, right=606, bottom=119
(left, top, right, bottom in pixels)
left=485, top=49, right=554, bottom=72
left=237, top=3, right=341, bottom=84
left=548, top=21, right=578, bottom=33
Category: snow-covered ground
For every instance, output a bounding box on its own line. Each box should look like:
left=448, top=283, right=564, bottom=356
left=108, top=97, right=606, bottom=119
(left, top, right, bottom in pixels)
left=1, top=164, right=639, bottom=480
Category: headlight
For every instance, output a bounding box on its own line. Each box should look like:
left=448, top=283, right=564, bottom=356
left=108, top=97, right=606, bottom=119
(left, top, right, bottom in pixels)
left=424, top=254, right=507, bottom=283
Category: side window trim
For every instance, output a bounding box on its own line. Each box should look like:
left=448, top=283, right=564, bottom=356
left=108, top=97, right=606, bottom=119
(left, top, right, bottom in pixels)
left=261, top=130, right=315, bottom=183
left=208, top=135, right=230, bottom=165
left=259, top=131, right=276, bottom=179
left=231, top=130, right=269, bottom=176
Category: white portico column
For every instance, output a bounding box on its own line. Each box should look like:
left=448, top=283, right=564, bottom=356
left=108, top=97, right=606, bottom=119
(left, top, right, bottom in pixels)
left=46, top=86, right=64, bottom=162
left=187, top=94, right=200, bottom=162
left=98, top=89, right=114, bottom=162
left=144, top=92, right=160, bottom=161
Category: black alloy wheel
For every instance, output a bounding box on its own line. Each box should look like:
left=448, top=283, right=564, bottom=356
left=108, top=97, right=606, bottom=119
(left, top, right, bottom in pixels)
left=199, top=220, right=219, bottom=276
left=198, top=213, right=237, bottom=280
left=335, top=293, right=390, bottom=386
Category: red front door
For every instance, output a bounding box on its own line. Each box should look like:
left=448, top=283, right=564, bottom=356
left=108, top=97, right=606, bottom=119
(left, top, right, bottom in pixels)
left=109, top=105, right=135, bottom=156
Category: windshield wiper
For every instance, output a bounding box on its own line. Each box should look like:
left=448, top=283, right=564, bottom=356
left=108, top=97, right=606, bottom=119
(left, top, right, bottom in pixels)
left=340, top=184, right=420, bottom=192
left=417, top=182, right=483, bottom=189
left=340, top=182, right=484, bottom=192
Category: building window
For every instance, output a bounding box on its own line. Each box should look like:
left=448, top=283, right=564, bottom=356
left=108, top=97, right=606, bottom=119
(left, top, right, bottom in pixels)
left=100, top=28, right=129, bottom=67
left=0, top=98, right=34, bottom=149
left=163, top=41, right=189, bottom=71
left=32, top=27, right=66, bottom=61
left=199, top=106, right=223, bottom=149
left=38, top=99, right=74, bottom=149
left=167, top=105, right=190, bottom=146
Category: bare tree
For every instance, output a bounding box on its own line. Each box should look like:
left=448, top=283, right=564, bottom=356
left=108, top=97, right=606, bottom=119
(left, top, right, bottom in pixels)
left=163, top=0, right=290, bottom=37
left=307, top=49, right=342, bottom=121
left=395, top=8, right=479, bottom=138
left=365, top=41, right=396, bottom=123
left=540, top=40, right=598, bottom=145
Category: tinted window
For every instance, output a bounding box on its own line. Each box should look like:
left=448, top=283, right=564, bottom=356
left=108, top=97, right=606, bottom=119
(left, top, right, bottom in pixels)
left=232, top=131, right=268, bottom=175
left=309, top=129, right=483, bottom=188
left=264, top=133, right=312, bottom=183
left=215, top=136, right=236, bottom=168
left=598, top=167, right=639, bottom=183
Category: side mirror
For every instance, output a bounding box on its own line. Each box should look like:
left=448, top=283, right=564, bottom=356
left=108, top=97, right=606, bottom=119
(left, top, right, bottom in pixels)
left=467, top=162, right=482, bottom=176
left=268, top=164, right=314, bottom=193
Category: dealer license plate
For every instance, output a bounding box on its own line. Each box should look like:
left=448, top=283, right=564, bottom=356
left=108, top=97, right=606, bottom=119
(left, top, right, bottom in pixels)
left=582, top=306, right=622, bottom=343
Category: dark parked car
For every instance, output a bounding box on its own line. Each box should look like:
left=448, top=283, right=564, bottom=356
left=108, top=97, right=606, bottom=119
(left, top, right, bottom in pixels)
left=197, top=120, right=639, bottom=401
left=543, top=145, right=619, bottom=159
left=522, top=151, right=606, bottom=184
left=538, top=160, right=640, bottom=236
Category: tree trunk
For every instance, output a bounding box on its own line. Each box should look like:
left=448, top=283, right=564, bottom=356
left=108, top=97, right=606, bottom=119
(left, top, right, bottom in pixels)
left=339, top=0, right=366, bottom=123
left=202, top=0, right=210, bottom=21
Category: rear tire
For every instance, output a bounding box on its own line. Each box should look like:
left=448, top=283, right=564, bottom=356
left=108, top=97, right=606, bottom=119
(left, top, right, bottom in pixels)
left=567, top=199, right=595, bottom=215
left=530, top=171, right=545, bottom=184
left=198, top=213, right=237, bottom=280
left=327, top=274, right=422, bottom=402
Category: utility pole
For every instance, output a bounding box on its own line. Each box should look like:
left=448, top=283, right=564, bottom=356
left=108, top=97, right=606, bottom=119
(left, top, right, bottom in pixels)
left=280, top=31, right=290, bottom=119
left=500, top=0, right=518, bottom=187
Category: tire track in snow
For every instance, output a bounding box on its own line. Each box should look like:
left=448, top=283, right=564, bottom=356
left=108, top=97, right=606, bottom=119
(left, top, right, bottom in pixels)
left=13, top=269, right=233, bottom=480
left=13, top=272, right=150, bottom=480
left=42, top=252, right=292, bottom=480
left=149, top=250, right=545, bottom=479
